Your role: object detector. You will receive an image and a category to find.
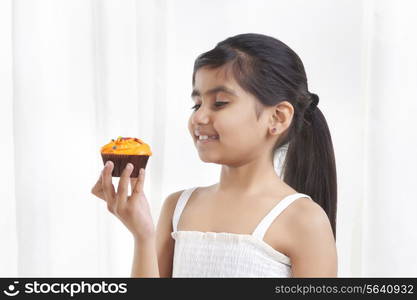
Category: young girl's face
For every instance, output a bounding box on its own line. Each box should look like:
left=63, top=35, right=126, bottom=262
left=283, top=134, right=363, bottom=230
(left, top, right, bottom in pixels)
left=188, top=66, right=272, bottom=166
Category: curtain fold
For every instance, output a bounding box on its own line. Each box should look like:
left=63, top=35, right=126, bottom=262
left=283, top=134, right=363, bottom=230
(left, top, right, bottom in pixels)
left=362, top=0, right=417, bottom=277
left=0, top=0, right=18, bottom=278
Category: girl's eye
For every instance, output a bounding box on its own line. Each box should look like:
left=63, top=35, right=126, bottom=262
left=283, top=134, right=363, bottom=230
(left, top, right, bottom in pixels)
left=215, top=101, right=228, bottom=107
left=190, top=104, right=200, bottom=111
left=190, top=102, right=228, bottom=111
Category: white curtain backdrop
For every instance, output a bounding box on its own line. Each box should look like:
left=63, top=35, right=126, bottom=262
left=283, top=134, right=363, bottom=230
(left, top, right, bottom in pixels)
left=0, top=0, right=416, bottom=277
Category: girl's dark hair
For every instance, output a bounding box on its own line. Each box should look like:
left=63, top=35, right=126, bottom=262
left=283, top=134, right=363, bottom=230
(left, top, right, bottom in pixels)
left=192, top=33, right=337, bottom=240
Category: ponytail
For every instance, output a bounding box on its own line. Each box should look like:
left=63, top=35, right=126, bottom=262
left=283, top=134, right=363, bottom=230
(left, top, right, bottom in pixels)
left=281, top=104, right=338, bottom=240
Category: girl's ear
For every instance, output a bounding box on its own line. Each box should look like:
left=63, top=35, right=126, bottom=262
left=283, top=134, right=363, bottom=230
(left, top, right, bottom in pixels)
left=270, top=101, right=294, bottom=134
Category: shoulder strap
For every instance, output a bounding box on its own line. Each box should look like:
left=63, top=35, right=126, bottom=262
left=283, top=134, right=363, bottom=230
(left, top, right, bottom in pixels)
left=172, top=187, right=198, bottom=232
left=251, top=193, right=312, bottom=240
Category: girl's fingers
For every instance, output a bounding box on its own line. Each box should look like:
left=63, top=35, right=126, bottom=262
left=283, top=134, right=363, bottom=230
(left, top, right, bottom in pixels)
left=132, top=168, right=145, bottom=197
left=130, top=177, right=138, bottom=190
left=91, top=171, right=104, bottom=199
left=102, top=161, right=116, bottom=207
left=117, top=163, right=134, bottom=201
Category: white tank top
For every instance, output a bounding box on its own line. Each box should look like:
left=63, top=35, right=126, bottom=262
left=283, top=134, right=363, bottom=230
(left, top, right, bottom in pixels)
left=170, top=187, right=312, bottom=277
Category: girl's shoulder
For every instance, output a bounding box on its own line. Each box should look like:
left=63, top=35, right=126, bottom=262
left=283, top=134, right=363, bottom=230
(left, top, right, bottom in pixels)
left=162, top=189, right=187, bottom=215
left=163, top=185, right=207, bottom=211
left=278, top=197, right=335, bottom=247
left=279, top=198, right=338, bottom=276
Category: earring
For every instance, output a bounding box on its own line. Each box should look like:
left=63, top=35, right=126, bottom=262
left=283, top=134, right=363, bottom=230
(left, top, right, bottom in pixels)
left=271, top=128, right=277, bottom=133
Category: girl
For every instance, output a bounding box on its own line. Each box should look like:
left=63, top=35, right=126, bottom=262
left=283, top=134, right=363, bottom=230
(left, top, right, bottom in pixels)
left=92, top=33, right=338, bottom=277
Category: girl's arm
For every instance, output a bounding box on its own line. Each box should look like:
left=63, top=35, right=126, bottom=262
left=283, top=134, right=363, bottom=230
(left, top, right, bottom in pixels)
left=154, top=190, right=184, bottom=277
left=131, top=190, right=184, bottom=277
left=91, top=161, right=161, bottom=277
left=287, top=200, right=338, bottom=277
left=131, top=236, right=159, bottom=277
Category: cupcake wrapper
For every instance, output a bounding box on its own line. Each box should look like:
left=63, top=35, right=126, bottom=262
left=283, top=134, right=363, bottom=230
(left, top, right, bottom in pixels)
left=101, top=154, right=150, bottom=178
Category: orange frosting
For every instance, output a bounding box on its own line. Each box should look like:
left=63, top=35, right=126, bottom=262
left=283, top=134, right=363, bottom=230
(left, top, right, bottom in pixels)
left=101, top=136, right=152, bottom=155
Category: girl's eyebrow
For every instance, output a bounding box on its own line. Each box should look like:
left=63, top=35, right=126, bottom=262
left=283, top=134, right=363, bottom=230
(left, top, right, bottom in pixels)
left=191, top=85, right=237, bottom=98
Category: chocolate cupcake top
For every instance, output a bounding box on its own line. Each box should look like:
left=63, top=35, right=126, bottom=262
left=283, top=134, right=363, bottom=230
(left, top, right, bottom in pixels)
left=101, top=136, right=152, bottom=155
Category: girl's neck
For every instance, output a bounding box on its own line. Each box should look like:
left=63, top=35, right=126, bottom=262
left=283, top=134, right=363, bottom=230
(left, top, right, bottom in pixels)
left=216, top=161, right=293, bottom=198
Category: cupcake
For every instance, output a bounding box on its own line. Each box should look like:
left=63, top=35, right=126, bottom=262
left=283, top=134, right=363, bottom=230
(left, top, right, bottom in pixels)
left=100, top=136, right=152, bottom=177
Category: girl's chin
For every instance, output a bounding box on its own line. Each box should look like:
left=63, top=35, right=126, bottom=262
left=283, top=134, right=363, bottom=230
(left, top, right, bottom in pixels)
left=198, top=154, right=220, bottom=163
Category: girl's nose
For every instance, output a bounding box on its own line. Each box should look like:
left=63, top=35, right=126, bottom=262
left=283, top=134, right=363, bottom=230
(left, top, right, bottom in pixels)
left=192, top=105, right=211, bottom=124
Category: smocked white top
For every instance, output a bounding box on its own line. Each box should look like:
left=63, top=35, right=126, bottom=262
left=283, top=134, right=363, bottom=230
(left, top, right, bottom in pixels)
left=170, top=187, right=312, bottom=277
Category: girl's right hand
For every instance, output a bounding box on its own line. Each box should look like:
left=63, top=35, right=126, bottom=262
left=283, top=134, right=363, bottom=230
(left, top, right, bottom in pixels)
left=91, top=161, right=155, bottom=242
